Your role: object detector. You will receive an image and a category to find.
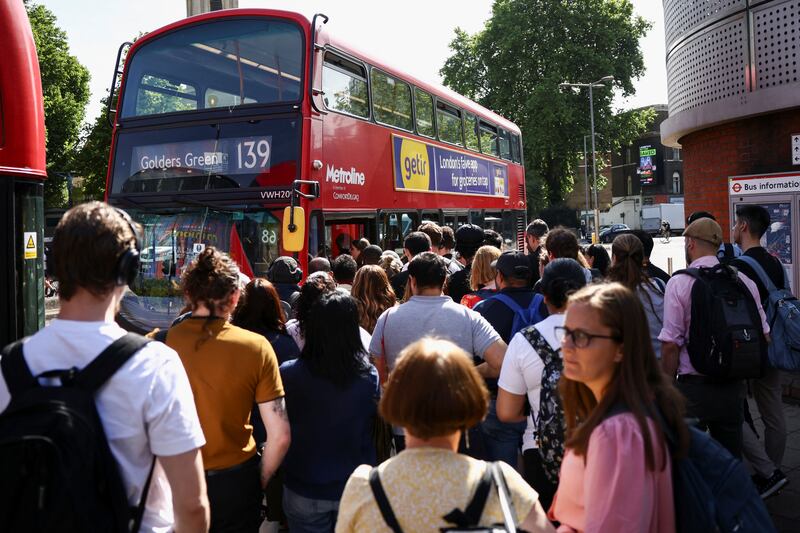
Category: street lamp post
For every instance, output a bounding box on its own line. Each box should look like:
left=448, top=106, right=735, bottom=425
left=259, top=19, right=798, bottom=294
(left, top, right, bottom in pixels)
left=560, top=75, right=614, bottom=243
left=583, top=135, right=591, bottom=240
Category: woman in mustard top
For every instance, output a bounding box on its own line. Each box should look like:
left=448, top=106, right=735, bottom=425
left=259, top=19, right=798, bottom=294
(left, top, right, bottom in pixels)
left=167, top=247, right=291, bottom=532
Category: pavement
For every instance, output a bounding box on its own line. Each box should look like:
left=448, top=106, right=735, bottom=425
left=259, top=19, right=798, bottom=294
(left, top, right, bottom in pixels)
left=749, top=396, right=800, bottom=531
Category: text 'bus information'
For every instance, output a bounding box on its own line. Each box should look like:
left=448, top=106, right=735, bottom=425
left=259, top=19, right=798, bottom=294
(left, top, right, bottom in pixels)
left=730, top=172, right=800, bottom=195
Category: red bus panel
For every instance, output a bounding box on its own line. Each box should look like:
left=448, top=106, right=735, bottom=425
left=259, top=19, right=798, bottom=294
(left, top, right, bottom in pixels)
left=0, top=0, right=46, bottom=179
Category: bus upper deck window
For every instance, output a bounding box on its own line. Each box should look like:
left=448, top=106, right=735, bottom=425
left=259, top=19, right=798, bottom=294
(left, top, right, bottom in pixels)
left=479, top=121, right=499, bottom=158
left=135, top=75, right=197, bottom=116
left=322, top=53, right=369, bottom=119
left=436, top=100, right=463, bottom=146
left=205, top=88, right=257, bottom=108
left=511, top=133, right=522, bottom=163
left=499, top=128, right=512, bottom=161
left=120, top=19, right=303, bottom=118
left=415, top=89, right=435, bottom=138
left=371, top=69, right=412, bottom=131
left=464, top=112, right=480, bottom=152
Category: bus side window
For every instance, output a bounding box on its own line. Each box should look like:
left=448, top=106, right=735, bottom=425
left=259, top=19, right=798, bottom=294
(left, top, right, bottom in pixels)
left=511, top=133, right=522, bottom=163
left=436, top=100, right=463, bottom=146
left=322, top=53, right=369, bottom=118
left=488, top=211, right=517, bottom=251
left=415, top=89, right=435, bottom=138
left=464, top=112, right=480, bottom=152
left=371, top=69, right=413, bottom=131
left=380, top=211, right=420, bottom=254
left=498, top=128, right=512, bottom=161
left=479, top=121, right=499, bottom=158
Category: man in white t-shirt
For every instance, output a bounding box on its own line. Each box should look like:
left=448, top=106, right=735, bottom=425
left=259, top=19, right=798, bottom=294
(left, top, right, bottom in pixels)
left=495, top=258, right=588, bottom=511
left=0, top=202, right=209, bottom=532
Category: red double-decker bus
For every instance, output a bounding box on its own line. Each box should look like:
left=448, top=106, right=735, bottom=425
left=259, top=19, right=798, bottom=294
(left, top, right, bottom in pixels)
left=0, top=0, right=47, bottom=345
left=106, top=8, right=527, bottom=331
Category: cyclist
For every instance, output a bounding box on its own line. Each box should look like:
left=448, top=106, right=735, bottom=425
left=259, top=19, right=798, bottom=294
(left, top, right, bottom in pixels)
left=660, top=221, right=671, bottom=242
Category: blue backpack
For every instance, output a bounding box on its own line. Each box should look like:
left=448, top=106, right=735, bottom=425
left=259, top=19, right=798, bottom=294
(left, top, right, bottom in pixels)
left=737, top=255, right=800, bottom=371
left=607, top=404, right=776, bottom=533
left=485, top=293, right=545, bottom=339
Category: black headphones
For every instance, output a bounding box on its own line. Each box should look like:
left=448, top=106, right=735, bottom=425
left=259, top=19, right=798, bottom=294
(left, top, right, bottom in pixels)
left=45, top=206, right=141, bottom=287
left=114, top=208, right=142, bottom=287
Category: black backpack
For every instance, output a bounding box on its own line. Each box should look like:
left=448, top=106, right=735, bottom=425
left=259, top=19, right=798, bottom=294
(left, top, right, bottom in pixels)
left=520, top=325, right=564, bottom=485
left=675, top=264, right=766, bottom=379
left=0, top=334, right=154, bottom=532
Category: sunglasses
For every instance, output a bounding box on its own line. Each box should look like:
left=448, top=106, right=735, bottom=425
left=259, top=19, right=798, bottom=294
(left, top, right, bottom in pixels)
left=554, top=326, right=621, bottom=348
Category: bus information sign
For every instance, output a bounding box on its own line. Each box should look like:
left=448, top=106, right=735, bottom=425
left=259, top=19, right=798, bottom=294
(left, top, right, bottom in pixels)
left=392, top=135, right=508, bottom=197
left=132, top=136, right=272, bottom=176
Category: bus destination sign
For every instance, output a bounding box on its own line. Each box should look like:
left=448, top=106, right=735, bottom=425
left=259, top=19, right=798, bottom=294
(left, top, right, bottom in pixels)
left=132, top=136, right=272, bottom=176
left=392, top=135, right=508, bottom=197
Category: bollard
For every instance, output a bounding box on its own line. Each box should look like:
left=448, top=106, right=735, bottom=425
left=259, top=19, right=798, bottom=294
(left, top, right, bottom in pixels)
left=667, top=257, right=673, bottom=275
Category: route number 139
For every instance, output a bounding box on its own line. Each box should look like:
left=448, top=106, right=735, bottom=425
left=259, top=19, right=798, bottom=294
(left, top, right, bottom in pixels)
left=237, top=139, right=270, bottom=170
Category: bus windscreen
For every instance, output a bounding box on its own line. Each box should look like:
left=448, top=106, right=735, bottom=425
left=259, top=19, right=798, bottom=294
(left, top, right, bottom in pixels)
left=120, top=18, right=304, bottom=118
left=118, top=207, right=282, bottom=330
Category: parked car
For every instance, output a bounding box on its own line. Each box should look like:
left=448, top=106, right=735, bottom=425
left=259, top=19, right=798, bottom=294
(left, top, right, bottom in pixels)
left=599, top=223, right=630, bottom=243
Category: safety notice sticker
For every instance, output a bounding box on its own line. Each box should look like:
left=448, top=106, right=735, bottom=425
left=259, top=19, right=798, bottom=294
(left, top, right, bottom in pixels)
left=24, top=232, right=37, bottom=260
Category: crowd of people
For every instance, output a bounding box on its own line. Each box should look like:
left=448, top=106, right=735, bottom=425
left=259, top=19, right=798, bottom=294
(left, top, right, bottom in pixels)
left=0, top=200, right=787, bottom=532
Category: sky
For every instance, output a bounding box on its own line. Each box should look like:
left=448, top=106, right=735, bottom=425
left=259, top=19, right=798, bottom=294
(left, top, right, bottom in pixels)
left=37, top=0, right=667, bottom=123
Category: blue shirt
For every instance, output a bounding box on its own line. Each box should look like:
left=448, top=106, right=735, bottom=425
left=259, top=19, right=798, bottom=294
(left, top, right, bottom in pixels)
left=279, top=358, right=379, bottom=500
left=263, top=329, right=301, bottom=365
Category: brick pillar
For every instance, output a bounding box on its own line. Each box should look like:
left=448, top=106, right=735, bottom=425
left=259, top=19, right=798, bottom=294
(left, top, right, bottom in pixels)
left=680, top=108, right=800, bottom=241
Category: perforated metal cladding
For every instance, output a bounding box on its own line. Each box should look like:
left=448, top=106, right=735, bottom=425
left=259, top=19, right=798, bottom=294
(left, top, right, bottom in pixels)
left=664, top=0, right=745, bottom=50
left=667, top=17, right=746, bottom=115
left=754, top=0, right=800, bottom=89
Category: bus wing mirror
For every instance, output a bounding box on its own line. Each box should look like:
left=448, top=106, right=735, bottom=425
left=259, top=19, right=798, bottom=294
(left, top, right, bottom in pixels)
left=282, top=206, right=306, bottom=252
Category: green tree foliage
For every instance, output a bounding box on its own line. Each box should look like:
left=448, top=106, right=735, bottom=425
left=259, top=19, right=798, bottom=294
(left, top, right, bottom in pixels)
left=74, top=36, right=143, bottom=201
left=440, top=0, right=653, bottom=214
left=72, top=96, right=113, bottom=201
left=26, top=1, right=90, bottom=207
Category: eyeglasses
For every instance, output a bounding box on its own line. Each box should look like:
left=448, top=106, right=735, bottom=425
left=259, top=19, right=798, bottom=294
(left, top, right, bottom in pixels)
left=554, top=326, right=620, bottom=348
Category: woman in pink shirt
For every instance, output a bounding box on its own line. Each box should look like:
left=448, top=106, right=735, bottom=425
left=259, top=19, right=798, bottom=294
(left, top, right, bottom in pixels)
left=549, top=283, right=689, bottom=533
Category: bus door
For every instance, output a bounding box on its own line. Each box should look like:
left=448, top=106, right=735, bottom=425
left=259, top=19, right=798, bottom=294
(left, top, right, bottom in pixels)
left=320, top=213, right=377, bottom=258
